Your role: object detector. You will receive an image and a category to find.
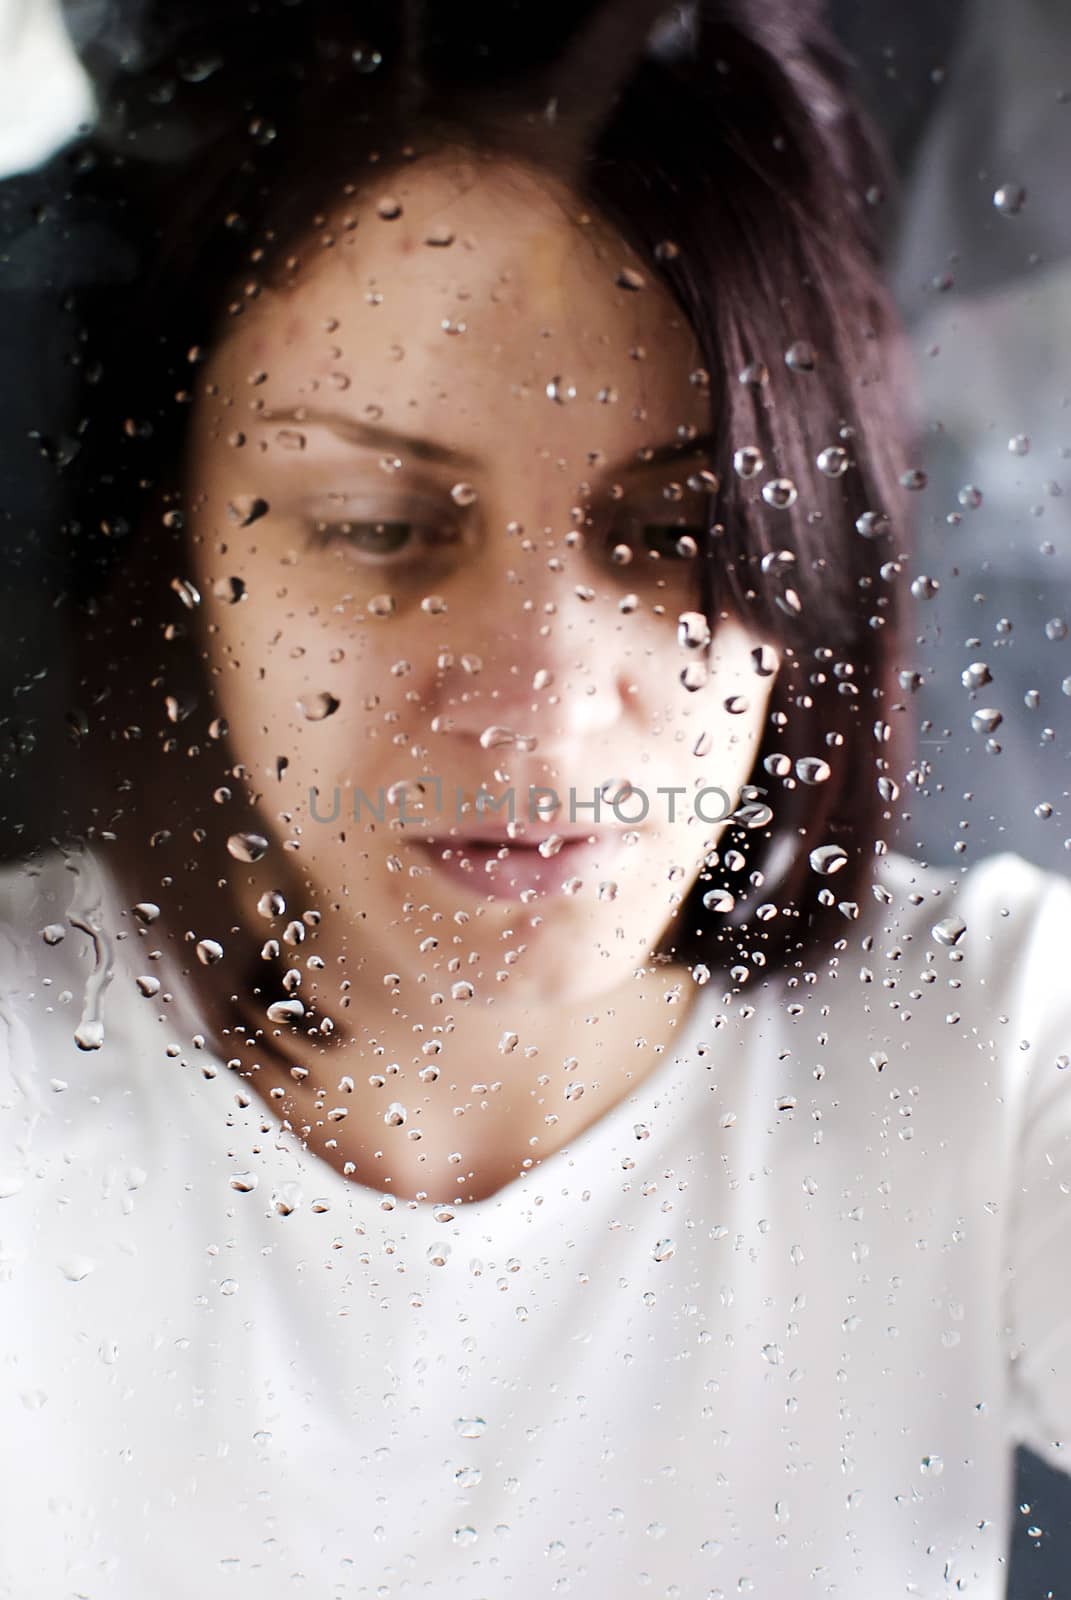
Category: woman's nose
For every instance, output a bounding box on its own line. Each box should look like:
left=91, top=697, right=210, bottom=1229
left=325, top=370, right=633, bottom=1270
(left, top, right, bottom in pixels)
left=429, top=586, right=631, bottom=748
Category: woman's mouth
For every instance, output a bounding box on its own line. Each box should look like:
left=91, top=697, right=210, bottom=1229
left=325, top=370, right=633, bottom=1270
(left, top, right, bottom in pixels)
left=411, top=832, right=627, bottom=901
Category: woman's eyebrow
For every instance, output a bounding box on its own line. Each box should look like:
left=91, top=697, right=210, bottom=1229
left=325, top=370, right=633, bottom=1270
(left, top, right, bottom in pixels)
left=261, top=406, right=483, bottom=471
left=601, top=433, right=717, bottom=482
left=260, top=407, right=713, bottom=481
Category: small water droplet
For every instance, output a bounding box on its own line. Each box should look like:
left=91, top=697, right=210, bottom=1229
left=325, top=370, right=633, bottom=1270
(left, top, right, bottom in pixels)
left=932, top=916, right=966, bottom=947
left=546, top=376, right=576, bottom=405
left=196, top=939, right=225, bottom=965
left=784, top=340, right=815, bottom=372
left=299, top=692, right=340, bottom=721
left=226, top=496, right=269, bottom=527
left=993, top=183, right=1026, bottom=216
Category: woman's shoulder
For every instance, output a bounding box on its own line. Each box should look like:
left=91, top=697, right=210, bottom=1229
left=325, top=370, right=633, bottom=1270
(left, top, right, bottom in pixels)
left=873, top=847, right=1071, bottom=1026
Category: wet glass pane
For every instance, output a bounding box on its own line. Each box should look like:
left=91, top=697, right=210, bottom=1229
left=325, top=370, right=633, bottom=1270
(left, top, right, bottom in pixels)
left=2, top=2, right=1070, bottom=1594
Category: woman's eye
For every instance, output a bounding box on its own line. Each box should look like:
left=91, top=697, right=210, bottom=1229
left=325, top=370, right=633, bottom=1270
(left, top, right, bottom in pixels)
left=607, top=521, right=705, bottom=565
left=310, top=518, right=461, bottom=563
left=640, top=523, right=704, bottom=559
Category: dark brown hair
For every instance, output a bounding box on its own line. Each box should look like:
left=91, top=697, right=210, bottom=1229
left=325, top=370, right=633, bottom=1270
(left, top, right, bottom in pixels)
left=68, top=0, right=915, bottom=995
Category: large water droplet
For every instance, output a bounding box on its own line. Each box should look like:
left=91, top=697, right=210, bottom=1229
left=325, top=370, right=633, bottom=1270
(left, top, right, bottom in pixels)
left=732, top=446, right=764, bottom=480
left=299, top=692, right=340, bottom=721
left=809, top=844, right=848, bottom=876
left=762, top=477, right=798, bottom=510
left=677, top=610, right=711, bottom=650
left=227, top=832, right=269, bottom=863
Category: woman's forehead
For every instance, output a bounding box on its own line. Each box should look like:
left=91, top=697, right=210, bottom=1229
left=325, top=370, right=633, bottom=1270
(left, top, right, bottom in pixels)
left=204, top=152, right=706, bottom=456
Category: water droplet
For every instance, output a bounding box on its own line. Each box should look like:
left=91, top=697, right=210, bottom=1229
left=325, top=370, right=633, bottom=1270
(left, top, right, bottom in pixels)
left=784, top=340, right=815, bottom=372
left=796, top=756, right=831, bottom=784
left=993, top=184, right=1026, bottom=216
left=74, top=1021, right=104, bottom=1052
left=451, top=482, right=477, bottom=507
left=809, top=844, right=848, bottom=876
left=932, top=916, right=966, bottom=948
left=703, top=888, right=735, bottom=913
left=751, top=644, right=778, bottom=677
left=226, top=496, right=269, bottom=527
left=227, top=832, right=269, bottom=863
left=677, top=610, right=711, bottom=650
left=855, top=511, right=890, bottom=540
left=546, top=376, right=576, bottom=405
left=693, top=730, right=713, bottom=757
left=133, top=901, right=160, bottom=924
left=920, top=1454, right=944, bottom=1476
left=764, top=752, right=791, bottom=777
left=257, top=890, right=286, bottom=918
left=299, top=692, right=340, bottom=721
left=970, top=707, right=1003, bottom=734
left=732, top=446, right=764, bottom=480
left=598, top=881, right=618, bottom=901
left=900, top=468, right=928, bottom=492
left=230, top=1172, right=259, bottom=1193
left=455, top=1417, right=486, bottom=1439
left=760, top=549, right=796, bottom=576
left=196, top=939, right=224, bottom=965
left=424, top=223, right=455, bottom=247
left=1008, top=433, right=1030, bottom=456
left=615, top=266, right=646, bottom=291
left=170, top=577, right=201, bottom=609
left=479, top=725, right=516, bottom=750
left=911, top=575, right=940, bottom=600
left=680, top=661, right=709, bottom=692
left=816, top=446, right=849, bottom=478
left=652, top=1238, right=675, bottom=1261
left=1045, top=618, right=1068, bottom=641
left=420, top=594, right=447, bottom=615
left=41, top=923, right=65, bottom=945
left=961, top=662, right=991, bottom=689
left=367, top=593, right=395, bottom=617
left=957, top=484, right=983, bottom=509
left=212, top=576, right=246, bottom=604
left=762, top=477, right=798, bottom=510
left=267, top=998, right=305, bottom=1024
left=724, top=694, right=750, bottom=715
left=376, top=195, right=402, bottom=220
left=59, top=1256, right=95, bottom=1282
left=135, top=975, right=161, bottom=997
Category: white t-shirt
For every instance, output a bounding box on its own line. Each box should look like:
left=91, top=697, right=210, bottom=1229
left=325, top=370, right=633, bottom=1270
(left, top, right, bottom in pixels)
left=3, top=843, right=1071, bottom=1598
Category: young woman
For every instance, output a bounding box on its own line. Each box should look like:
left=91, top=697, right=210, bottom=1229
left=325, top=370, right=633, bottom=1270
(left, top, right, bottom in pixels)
left=3, top=2, right=1069, bottom=1594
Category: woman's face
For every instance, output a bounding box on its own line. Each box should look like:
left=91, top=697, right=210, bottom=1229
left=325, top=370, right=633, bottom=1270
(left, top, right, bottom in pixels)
left=185, top=152, right=778, bottom=1004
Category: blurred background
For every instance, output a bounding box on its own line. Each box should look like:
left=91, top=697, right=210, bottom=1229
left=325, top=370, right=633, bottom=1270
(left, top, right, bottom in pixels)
left=2, top=1, right=1069, bottom=1590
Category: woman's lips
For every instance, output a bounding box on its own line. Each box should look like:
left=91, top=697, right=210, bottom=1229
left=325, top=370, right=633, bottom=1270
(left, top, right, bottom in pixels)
left=411, top=834, right=626, bottom=900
